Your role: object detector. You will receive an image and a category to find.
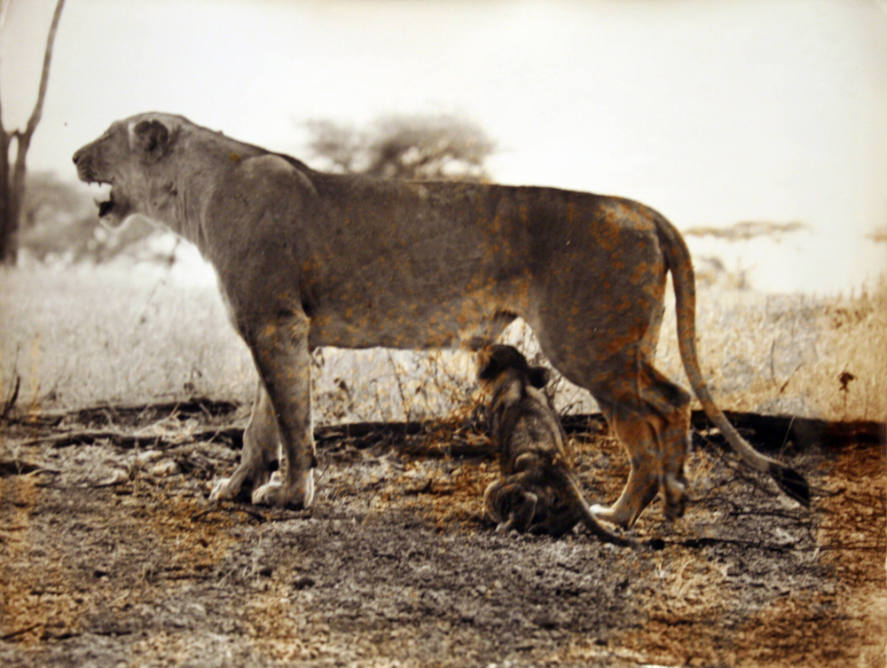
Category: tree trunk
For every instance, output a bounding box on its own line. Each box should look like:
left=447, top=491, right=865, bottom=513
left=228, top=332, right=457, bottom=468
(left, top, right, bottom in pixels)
left=0, top=131, right=10, bottom=262
left=0, top=0, right=66, bottom=265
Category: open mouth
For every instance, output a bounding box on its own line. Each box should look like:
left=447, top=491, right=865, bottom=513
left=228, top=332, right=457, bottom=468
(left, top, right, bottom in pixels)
left=96, top=189, right=115, bottom=217
left=83, top=179, right=116, bottom=218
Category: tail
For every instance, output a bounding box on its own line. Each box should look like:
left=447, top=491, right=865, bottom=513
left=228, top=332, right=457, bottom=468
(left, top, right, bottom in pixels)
left=554, top=466, right=639, bottom=548
left=654, top=215, right=810, bottom=508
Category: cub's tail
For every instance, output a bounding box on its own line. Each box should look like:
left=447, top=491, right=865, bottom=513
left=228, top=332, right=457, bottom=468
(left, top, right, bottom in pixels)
left=551, top=465, right=639, bottom=548
left=655, top=214, right=810, bottom=508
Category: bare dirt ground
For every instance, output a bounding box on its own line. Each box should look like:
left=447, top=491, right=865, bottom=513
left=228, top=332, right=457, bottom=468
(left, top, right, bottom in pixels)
left=1, top=400, right=885, bottom=666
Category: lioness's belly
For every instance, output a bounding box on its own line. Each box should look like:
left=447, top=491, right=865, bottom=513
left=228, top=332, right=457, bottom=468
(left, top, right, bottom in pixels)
left=307, top=287, right=520, bottom=350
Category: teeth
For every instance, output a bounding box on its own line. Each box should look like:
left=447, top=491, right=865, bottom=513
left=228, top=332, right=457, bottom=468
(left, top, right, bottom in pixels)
left=86, top=180, right=113, bottom=216
left=86, top=182, right=111, bottom=195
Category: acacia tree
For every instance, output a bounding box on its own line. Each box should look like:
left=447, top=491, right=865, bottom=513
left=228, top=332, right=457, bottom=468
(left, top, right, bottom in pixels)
left=304, top=113, right=495, bottom=181
left=0, top=0, right=66, bottom=264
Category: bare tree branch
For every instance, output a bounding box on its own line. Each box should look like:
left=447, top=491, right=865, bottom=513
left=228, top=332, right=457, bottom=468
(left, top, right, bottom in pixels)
left=25, top=0, right=66, bottom=138
left=0, top=0, right=66, bottom=263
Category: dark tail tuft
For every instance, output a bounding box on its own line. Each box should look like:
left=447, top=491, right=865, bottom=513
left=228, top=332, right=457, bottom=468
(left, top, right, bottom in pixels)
left=644, top=537, right=666, bottom=551
left=769, top=463, right=811, bottom=507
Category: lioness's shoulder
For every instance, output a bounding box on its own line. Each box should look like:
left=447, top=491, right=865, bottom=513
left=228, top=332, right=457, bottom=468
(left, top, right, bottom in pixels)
left=228, top=153, right=318, bottom=198
left=236, top=153, right=311, bottom=181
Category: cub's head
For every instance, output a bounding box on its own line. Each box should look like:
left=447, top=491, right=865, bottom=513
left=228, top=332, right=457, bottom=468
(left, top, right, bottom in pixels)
left=479, top=342, right=559, bottom=432
left=477, top=344, right=551, bottom=392
left=72, top=112, right=187, bottom=228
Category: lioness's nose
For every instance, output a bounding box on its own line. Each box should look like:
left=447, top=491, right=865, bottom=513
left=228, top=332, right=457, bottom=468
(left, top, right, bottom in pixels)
left=73, top=145, right=93, bottom=165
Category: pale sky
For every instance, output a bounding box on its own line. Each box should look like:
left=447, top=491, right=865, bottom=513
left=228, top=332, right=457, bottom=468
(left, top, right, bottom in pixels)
left=3, top=0, right=886, bottom=294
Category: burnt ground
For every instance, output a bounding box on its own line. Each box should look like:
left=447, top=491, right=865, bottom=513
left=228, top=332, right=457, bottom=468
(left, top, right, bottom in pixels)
left=1, top=400, right=885, bottom=666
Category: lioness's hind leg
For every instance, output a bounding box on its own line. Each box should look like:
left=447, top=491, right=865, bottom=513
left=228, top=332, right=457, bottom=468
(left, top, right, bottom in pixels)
left=589, top=363, right=691, bottom=527
left=644, top=365, right=692, bottom=521
left=590, top=401, right=661, bottom=528
left=210, top=382, right=279, bottom=502
left=532, top=346, right=660, bottom=527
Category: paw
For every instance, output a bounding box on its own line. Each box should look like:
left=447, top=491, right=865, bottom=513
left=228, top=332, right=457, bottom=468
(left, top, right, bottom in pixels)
left=209, top=460, right=273, bottom=503
left=210, top=476, right=242, bottom=502
left=251, top=469, right=315, bottom=509
left=494, top=520, right=513, bottom=534
left=664, top=500, right=686, bottom=522
left=590, top=503, right=629, bottom=528
left=589, top=503, right=609, bottom=518
left=663, top=474, right=687, bottom=521
left=663, top=491, right=686, bottom=522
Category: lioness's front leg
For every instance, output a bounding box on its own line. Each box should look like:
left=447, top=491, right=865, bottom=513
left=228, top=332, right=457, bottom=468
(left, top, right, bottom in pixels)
left=240, top=311, right=315, bottom=509
left=210, top=381, right=279, bottom=502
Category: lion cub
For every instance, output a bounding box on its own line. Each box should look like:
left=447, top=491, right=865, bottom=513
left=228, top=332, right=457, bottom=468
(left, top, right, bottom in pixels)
left=478, top=345, right=635, bottom=547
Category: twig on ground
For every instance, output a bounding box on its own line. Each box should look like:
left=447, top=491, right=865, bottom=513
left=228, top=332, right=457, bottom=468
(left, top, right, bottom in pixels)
left=3, top=397, right=241, bottom=428
left=2, top=373, right=21, bottom=420
left=20, top=429, right=162, bottom=449
left=0, top=624, right=40, bottom=642
left=665, top=536, right=799, bottom=552
left=18, top=425, right=244, bottom=450
left=0, top=459, right=61, bottom=476
left=191, top=505, right=268, bottom=523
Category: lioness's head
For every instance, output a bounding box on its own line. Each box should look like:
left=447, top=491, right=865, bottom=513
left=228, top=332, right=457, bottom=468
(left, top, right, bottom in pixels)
left=72, top=112, right=186, bottom=228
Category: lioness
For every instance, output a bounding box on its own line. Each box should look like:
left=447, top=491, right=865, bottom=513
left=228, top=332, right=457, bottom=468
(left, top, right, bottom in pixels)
left=72, top=113, right=809, bottom=526
left=479, top=344, right=635, bottom=547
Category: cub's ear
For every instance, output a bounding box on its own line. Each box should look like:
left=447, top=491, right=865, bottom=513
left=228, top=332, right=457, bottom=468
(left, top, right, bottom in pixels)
left=527, top=366, right=551, bottom=389
left=132, top=119, right=171, bottom=160
left=477, top=355, right=500, bottom=382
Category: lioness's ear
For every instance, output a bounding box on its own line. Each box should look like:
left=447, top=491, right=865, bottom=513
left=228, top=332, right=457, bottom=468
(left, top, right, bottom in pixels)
left=132, top=119, right=171, bottom=160
left=528, top=366, right=551, bottom=388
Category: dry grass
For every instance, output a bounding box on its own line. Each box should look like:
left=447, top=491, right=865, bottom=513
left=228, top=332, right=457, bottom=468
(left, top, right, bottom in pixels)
left=657, top=279, right=887, bottom=421
left=1, top=265, right=885, bottom=422
left=500, top=278, right=887, bottom=422
left=0, top=266, right=254, bottom=412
